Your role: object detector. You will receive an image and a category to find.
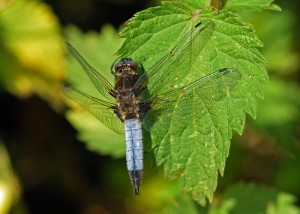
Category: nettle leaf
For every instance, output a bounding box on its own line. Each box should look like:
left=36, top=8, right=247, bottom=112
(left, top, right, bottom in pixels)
left=118, top=2, right=267, bottom=205
left=178, top=0, right=211, bottom=9
left=64, top=25, right=124, bottom=158
left=175, top=0, right=281, bottom=12
left=224, top=0, right=281, bottom=11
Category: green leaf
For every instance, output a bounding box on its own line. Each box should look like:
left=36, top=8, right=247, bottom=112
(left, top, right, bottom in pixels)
left=118, top=2, right=267, bottom=205
left=177, top=0, right=211, bottom=9
left=0, top=141, right=21, bottom=214
left=240, top=10, right=299, bottom=75
left=147, top=181, right=205, bottom=214
left=66, top=111, right=124, bottom=158
left=267, top=193, right=300, bottom=214
left=257, top=79, right=299, bottom=125
left=64, top=25, right=124, bottom=157
left=148, top=183, right=300, bottom=214
left=156, top=195, right=201, bottom=214
left=0, top=0, right=65, bottom=108
left=211, top=183, right=300, bottom=214
left=250, top=78, right=300, bottom=150
left=224, top=0, right=281, bottom=11
left=274, top=149, right=300, bottom=196
left=221, top=183, right=278, bottom=213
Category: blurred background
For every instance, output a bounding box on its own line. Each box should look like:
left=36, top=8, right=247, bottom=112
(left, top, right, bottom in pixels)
left=0, top=0, right=299, bottom=213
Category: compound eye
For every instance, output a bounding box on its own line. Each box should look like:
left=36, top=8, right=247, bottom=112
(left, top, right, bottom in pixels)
left=114, top=58, right=137, bottom=73
left=114, top=61, right=124, bottom=72
left=125, top=60, right=137, bottom=70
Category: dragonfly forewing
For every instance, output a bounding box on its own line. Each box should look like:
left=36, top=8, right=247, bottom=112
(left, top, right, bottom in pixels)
left=62, top=84, right=124, bottom=134
left=67, top=42, right=116, bottom=102
left=134, top=20, right=215, bottom=96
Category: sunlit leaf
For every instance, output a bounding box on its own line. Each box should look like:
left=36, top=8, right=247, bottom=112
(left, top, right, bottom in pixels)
left=118, top=2, right=267, bottom=205
left=177, top=0, right=281, bottom=12
left=0, top=141, right=21, bottom=214
left=267, top=193, right=300, bottom=214
left=66, top=111, right=124, bottom=158
left=64, top=25, right=124, bottom=157
left=214, top=183, right=300, bottom=214
left=224, top=0, right=281, bottom=11
left=0, top=0, right=65, bottom=107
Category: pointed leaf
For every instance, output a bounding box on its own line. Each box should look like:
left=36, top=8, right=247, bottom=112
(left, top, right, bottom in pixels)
left=224, top=0, right=281, bottom=11
left=118, top=2, right=267, bottom=204
left=64, top=25, right=124, bottom=157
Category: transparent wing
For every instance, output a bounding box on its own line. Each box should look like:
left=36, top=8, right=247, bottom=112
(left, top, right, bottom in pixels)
left=67, top=42, right=116, bottom=102
left=62, top=84, right=124, bottom=135
left=133, top=20, right=215, bottom=94
left=142, top=68, right=242, bottom=131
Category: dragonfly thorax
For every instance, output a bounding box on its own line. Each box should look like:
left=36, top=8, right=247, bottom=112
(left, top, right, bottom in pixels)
left=114, top=65, right=141, bottom=121
left=116, top=91, right=141, bottom=120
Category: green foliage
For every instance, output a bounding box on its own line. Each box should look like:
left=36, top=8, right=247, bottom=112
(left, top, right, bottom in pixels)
left=0, top=0, right=65, bottom=107
left=154, top=194, right=200, bottom=214
left=64, top=25, right=124, bottom=157
left=221, top=183, right=279, bottom=213
left=251, top=78, right=300, bottom=150
left=211, top=183, right=300, bottom=214
left=62, top=25, right=130, bottom=158
left=241, top=9, right=299, bottom=75
left=149, top=183, right=300, bottom=214
left=274, top=149, right=300, bottom=196
left=229, top=8, right=299, bottom=153
left=1, top=0, right=300, bottom=212
left=66, top=111, right=124, bottom=158
left=0, top=141, right=21, bottom=214
left=175, top=0, right=281, bottom=11
left=224, top=0, right=281, bottom=11
left=267, top=193, right=300, bottom=214
left=62, top=0, right=287, bottom=206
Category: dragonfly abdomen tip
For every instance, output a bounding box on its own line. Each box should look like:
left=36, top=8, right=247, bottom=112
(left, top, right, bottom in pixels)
left=128, top=170, right=142, bottom=196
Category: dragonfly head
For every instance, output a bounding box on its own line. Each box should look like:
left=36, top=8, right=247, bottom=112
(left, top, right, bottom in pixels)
left=114, top=58, right=138, bottom=75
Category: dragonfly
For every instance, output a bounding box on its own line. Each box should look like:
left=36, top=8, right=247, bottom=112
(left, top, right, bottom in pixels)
left=62, top=19, right=242, bottom=195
